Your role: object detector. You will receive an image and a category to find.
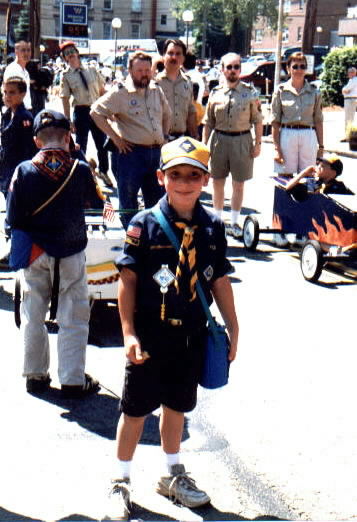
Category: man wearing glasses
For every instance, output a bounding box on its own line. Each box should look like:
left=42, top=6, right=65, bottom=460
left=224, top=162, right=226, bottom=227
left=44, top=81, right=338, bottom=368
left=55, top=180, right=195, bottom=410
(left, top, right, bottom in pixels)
left=59, top=41, right=112, bottom=187
left=202, top=52, right=263, bottom=238
left=4, top=41, right=32, bottom=111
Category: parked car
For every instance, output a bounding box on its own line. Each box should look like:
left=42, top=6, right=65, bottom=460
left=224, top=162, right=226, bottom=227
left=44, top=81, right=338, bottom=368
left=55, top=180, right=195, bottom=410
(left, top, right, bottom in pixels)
left=282, top=46, right=329, bottom=69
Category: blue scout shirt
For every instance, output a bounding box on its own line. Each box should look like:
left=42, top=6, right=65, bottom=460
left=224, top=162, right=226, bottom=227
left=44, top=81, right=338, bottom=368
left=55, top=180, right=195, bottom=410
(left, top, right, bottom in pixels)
left=6, top=148, right=103, bottom=258
left=116, top=194, right=232, bottom=330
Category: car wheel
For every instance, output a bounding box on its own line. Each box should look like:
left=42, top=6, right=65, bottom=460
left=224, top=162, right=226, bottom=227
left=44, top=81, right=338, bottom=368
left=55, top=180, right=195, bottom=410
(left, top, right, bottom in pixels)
left=243, top=215, right=260, bottom=251
left=300, top=240, right=324, bottom=282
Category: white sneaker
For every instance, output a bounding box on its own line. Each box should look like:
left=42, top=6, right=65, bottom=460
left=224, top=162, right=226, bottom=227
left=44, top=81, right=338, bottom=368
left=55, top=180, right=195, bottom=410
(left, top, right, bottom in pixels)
left=273, top=233, right=289, bottom=247
left=231, top=224, right=242, bottom=239
left=157, top=463, right=210, bottom=508
left=105, top=478, right=131, bottom=521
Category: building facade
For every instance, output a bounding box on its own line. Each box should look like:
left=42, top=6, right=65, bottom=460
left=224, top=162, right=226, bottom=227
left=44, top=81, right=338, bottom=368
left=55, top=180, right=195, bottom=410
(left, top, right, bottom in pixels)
left=251, top=0, right=356, bottom=54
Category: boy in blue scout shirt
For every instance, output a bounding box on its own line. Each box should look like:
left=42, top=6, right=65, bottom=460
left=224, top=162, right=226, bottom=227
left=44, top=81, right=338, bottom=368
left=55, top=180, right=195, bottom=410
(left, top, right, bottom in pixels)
left=6, top=109, right=102, bottom=398
left=0, top=76, right=36, bottom=198
left=109, top=137, right=239, bottom=520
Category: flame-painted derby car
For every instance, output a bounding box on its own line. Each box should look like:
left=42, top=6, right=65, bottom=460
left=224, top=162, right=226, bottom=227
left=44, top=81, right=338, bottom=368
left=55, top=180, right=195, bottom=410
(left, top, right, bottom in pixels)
left=242, top=176, right=357, bottom=282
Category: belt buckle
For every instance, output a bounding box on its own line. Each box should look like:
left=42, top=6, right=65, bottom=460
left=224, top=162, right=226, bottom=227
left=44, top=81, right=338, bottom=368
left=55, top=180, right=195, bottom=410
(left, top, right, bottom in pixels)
left=168, top=318, right=182, bottom=326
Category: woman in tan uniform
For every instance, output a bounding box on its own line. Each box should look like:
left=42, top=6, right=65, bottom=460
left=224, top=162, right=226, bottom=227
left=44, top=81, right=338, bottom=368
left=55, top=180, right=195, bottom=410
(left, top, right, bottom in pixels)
left=271, top=52, right=324, bottom=176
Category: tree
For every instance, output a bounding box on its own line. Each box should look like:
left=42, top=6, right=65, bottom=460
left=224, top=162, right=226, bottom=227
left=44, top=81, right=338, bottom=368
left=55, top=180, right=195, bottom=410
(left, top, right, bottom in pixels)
left=302, top=0, right=318, bottom=53
left=320, top=47, right=357, bottom=107
left=14, top=1, right=30, bottom=42
left=175, top=0, right=278, bottom=57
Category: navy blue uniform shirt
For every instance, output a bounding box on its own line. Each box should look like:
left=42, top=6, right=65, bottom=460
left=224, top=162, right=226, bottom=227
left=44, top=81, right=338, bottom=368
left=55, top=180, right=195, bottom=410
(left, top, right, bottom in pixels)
left=116, top=194, right=232, bottom=330
left=6, top=148, right=103, bottom=258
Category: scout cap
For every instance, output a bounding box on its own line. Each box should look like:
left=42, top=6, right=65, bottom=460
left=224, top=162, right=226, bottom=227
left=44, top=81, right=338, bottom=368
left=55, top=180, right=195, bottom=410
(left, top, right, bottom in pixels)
left=59, top=40, right=77, bottom=53
left=317, top=153, right=343, bottom=176
left=160, top=137, right=210, bottom=173
left=34, top=110, right=71, bottom=135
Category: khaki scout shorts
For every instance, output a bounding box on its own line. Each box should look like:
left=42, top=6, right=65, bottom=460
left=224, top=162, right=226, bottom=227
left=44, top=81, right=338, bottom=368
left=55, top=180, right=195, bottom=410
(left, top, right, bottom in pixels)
left=209, top=131, right=254, bottom=182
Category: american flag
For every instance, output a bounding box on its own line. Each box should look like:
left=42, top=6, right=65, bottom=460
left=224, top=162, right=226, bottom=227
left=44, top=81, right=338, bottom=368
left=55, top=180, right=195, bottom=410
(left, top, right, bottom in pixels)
left=103, top=198, right=115, bottom=223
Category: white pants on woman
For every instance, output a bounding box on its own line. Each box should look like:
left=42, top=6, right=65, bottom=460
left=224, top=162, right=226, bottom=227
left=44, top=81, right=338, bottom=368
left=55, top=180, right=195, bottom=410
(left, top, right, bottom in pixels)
left=275, top=127, right=318, bottom=175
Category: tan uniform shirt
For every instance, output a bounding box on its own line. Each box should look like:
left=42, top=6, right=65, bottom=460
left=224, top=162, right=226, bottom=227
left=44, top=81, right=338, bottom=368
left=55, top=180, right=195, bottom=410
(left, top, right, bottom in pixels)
left=203, top=82, right=263, bottom=132
left=271, top=79, right=323, bottom=126
left=60, top=64, right=105, bottom=106
left=90, top=76, right=172, bottom=146
left=156, top=70, right=195, bottom=134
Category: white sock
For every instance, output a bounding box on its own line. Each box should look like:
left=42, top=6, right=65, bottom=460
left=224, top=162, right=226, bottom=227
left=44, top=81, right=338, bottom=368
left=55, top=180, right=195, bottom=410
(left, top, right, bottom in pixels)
left=231, top=210, right=240, bottom=226
left=165, top=452, right=180, bottom=474
left=117, top=459, right=132, bottom=480
left=215, top=208, right=223, bottom=219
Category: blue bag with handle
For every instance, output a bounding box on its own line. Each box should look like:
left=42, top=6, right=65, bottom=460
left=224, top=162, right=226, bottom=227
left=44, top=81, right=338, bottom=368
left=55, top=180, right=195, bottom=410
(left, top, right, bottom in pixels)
left=152, top=205, right=230, bottom=389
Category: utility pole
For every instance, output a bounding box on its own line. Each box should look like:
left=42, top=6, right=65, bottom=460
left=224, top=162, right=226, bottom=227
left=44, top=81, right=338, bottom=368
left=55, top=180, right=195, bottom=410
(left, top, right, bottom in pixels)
left=29, top=0, right=41, bottom=58
left=302, top=0, right=318, bottom=53
left=201, top=1, right=207, bottom=59
left=274, top=0, right=284, bottom=91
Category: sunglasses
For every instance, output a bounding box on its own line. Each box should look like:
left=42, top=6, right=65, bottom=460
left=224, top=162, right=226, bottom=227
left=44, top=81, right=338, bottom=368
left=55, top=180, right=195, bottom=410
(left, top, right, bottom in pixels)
left=291, top=64, right=307, bottom=70
left=63, top=47, right=77, bottom=57
left=226, top=64, right=241, bottom=70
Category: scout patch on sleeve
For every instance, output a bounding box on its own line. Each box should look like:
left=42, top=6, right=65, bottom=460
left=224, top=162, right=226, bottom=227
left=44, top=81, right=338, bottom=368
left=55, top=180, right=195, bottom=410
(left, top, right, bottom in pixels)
left=127, top=224, right=142, bottom=239
left=125, top=236, right=140, bottom=247
left=204, top=265, right=214, bottom=281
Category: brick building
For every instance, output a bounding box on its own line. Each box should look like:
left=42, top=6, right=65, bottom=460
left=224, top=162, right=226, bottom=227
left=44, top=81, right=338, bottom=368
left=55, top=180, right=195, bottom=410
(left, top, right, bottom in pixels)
left=251, top=0, right=357, bottom=54
left=0, top=0, right=178, bottom=58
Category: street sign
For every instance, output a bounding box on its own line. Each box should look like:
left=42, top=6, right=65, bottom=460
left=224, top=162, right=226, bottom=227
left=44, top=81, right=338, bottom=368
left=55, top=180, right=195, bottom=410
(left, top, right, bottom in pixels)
left=62, top=3, right=88, bottom=38
left=305, top=54, right=315, bottom=75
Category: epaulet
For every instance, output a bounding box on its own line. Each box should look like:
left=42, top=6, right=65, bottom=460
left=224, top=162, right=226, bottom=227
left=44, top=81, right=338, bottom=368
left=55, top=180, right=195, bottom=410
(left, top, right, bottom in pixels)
left=240, top=81, right=252, bottom=89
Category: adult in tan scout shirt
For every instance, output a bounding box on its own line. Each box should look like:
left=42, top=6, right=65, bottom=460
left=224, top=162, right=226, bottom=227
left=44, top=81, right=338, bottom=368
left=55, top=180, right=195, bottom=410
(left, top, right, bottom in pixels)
left=59, top=41, right=112, bottom=186
left=203, top=52, right=263, bottom=238
left=156, top=39, right=197, bottom=139
left=271, top=52, right=323, bottom=175
left=90, top=51, right=171, bottom=229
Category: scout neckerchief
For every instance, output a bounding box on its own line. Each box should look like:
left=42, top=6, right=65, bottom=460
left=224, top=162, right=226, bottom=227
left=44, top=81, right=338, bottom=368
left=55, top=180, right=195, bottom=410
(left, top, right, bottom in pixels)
left=174, top=222, right=198, bottom=302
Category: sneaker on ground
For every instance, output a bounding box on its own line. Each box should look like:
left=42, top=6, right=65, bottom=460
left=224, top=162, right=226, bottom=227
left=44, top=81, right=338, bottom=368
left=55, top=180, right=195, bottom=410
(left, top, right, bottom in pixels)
left=231, top=224, right=242, bottom=239
left=225, top=223, right=232, bottom=236
left=26, top=374, right=51, bottom=394
left=156, top=463, right=211, bottom=508
left=273, top=233, right=289, bottom=247
left=61, top=373, right=100, bottom=399
left=105, top=478, right=131, bottom=521
left=97, top=170, right=113, bottom=187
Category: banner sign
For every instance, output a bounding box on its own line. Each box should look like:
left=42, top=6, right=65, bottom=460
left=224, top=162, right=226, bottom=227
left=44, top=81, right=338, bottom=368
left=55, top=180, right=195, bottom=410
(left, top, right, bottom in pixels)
left=62, top=3, right=88, bottom=38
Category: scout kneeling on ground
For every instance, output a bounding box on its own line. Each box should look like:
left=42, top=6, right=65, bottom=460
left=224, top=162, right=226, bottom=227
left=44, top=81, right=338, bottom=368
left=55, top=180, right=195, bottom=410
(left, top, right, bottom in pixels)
left=108, top=137, right=239, bottom=520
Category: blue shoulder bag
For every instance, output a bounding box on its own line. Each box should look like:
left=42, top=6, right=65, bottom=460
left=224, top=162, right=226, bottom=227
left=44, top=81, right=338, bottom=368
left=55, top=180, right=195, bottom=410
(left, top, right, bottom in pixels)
left=152, top=205, right=230, bottom=389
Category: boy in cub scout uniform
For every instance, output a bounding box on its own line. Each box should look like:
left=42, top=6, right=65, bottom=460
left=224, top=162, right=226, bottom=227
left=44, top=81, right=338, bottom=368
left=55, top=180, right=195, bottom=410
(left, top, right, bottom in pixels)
left=107, top=137, right=239, bottom=520
left=202, top=52, right=263, bottom=239
left=6, top=110, right=102, bottom=398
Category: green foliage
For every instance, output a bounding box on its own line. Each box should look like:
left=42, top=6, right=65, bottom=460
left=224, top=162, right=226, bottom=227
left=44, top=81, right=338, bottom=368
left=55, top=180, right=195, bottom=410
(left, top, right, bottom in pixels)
left=320, top=46, right=357, bottom=107
left=14, top=1, right=30, bottom=42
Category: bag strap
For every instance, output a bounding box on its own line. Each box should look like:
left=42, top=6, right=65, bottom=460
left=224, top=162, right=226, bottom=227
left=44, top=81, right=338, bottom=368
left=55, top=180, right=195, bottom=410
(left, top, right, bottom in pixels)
left=32, top=159, right=79, bottom=217
left=152, top=204, right=220, bottom=340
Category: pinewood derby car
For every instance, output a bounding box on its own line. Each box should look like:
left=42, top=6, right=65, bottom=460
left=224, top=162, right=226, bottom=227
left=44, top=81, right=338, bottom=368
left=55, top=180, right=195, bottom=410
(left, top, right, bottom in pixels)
left=14, top=211, right=125, bottom=327
left=241, top=176, right=357, bottom=282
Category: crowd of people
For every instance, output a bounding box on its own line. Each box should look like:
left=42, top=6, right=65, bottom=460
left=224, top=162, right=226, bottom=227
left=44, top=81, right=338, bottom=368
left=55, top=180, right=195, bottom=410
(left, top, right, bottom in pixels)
left=0, top=37, right=354, bottom=521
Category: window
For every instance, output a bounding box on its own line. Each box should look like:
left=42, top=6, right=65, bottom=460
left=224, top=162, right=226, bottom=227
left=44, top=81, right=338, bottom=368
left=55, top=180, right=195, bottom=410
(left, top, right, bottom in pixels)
left=103, top=0, right=112, bottom=9
left=161, top=14, right=167, bottom=25
left=131, top=0, right=142, bottom=12
left=299, top=0, right=305, bottom=9
left=297, top=26, right=302, bottom=42
left=10, top=0, right=22, bottom=4
left=255, top=29, right=263, bottom=43
left=54, top=15, right=60, bottom=37
left=103, top=21, right=112, bottom=39
left=284, top=0, right=291, bottom=13
left=85, top=0, right=93, bottom=9
left=131, top=23, right=141, bottom=38
left=282, top=28, right=289, bottom=43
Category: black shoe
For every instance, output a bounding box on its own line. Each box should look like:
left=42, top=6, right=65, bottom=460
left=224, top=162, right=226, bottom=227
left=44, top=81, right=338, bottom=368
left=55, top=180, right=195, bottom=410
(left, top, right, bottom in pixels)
left=26, top=374, right=51, bottom=394
left=61, top=373, right=100, bottom=399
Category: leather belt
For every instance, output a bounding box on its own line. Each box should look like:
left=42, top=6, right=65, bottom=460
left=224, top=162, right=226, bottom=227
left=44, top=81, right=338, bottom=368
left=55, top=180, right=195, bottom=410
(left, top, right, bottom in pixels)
left=281, top=124, right=315, bottom=130
left=216, top=129, right=250, bottom=136
left=74, top=105, right=90, bottom=108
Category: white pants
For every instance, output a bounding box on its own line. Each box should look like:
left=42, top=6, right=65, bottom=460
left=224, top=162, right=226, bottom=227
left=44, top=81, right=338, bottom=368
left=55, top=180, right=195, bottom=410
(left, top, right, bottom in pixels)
left=275, top=127, right=318, bottom=175
left=344, top=98, right=357, bottom=135
left=21, top=251, right=90, bottom=385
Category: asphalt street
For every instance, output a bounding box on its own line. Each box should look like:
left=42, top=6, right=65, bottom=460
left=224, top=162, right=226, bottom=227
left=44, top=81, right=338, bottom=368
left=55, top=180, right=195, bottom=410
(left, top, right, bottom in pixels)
left=0, top=104, right=356, bottom=521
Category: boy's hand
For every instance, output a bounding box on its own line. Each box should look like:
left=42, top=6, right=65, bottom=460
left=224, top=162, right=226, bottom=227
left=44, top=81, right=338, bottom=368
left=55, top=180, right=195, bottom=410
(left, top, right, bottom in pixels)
left=227, top=331, right=238, bottom=362
left=124, top=334, right=150, bottom=365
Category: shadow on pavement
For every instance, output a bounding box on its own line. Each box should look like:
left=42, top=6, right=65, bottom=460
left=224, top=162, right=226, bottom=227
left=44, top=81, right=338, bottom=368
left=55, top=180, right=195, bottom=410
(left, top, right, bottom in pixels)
left=88, top=300, right=123, bottom=348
